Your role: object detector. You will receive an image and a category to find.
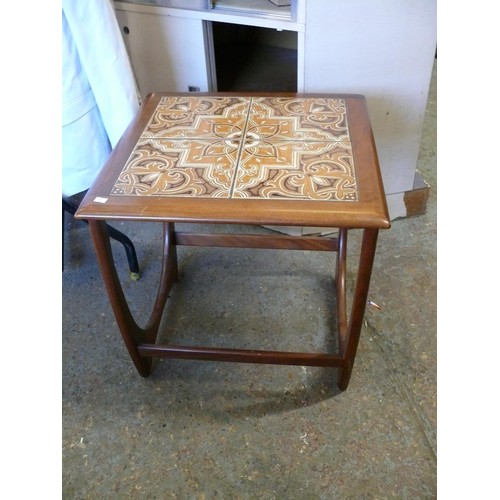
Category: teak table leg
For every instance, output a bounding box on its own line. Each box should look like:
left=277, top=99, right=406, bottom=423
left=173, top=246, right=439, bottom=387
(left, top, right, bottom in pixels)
left=337, top=228, right=379, bottom=390
left=88, top=221, right=378, bottom=390
left=336, top=228, right=348, bottom=347
left=88, top=220, right=178, bottom=377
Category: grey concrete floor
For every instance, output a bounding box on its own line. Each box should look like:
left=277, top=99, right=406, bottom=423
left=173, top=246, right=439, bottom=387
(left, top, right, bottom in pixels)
left=62, top=63, right=437, bottom=498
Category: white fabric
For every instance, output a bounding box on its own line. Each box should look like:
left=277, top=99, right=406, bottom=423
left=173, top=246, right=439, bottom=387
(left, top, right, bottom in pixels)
left=62, top=0, right=140, bottom=197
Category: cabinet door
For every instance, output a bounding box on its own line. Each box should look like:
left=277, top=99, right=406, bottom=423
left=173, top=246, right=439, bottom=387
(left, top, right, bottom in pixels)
left=115, top=9, right=211, bottom=99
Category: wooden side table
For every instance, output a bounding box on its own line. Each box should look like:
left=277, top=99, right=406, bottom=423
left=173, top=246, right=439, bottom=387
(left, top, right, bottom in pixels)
left=75, top=92, right=390, bottom=390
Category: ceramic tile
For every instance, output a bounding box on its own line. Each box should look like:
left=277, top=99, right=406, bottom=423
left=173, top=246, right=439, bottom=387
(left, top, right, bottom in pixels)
left=142, top=96, right=251, bottom=140
left=247, top=97, right=351, bottom=142
left=112, top=138, right=240, bottom=198
left=233, top=141, right=357, bottom=201
left=112, top=96, right=358, bottom=201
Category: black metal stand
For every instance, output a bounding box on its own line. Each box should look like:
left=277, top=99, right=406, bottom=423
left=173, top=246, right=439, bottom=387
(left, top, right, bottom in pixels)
left=63, top=192, right=140, bottom=280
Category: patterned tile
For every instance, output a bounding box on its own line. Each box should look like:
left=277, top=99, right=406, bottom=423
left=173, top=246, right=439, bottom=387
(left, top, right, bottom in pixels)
left=112, top=96, right=358, bottom=201
left=234, top=141, right=357, bottom=201
left=247, top=97, right=351, bottom=142
left=142, top=96, right=251, bottom=140
left=112, top=138, right=240, bottom=198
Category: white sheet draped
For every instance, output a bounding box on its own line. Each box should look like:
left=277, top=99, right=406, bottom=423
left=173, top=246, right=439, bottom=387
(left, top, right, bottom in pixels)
left=62, top=0, right=140, bottom=197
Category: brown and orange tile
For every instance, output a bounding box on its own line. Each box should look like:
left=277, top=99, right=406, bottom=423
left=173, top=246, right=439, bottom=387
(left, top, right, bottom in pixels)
left=112, top=138, right=240, bottom=198
left=248, top=97, right=350, bottom=140
left=142, top=96, right=251, bottom=140
left=112, top=96, right=359, bottom=202
left=233, top=141, right=357, bottom=201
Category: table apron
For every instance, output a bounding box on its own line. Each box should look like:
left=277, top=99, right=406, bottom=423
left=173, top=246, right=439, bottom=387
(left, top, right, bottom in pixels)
left=174, top=231, right=339, bottom=251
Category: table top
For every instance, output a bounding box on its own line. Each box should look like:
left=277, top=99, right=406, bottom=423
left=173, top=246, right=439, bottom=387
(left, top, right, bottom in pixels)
left=76, top=92, right=390, bottom=229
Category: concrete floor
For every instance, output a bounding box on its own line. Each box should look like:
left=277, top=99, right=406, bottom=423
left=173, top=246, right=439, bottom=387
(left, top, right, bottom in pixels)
left=62, top=62, right=437, bottom=498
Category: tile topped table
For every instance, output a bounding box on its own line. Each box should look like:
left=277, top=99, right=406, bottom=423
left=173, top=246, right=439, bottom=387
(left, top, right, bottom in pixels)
left=76, top=92, right=390, bottom=390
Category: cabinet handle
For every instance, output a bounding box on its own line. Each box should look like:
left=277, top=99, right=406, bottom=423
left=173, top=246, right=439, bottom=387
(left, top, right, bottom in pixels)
left=123, top=26, right=130, bottom=35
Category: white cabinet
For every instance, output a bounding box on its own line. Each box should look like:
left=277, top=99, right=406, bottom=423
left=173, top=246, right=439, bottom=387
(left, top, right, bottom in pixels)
left=114, top=8, right=211, bottom=99
left=304, top=0, right=436, bottom=218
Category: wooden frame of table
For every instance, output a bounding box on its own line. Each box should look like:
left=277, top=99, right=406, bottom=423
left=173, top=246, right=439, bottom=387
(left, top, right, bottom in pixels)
left=76, top=92, right=390, bottom=390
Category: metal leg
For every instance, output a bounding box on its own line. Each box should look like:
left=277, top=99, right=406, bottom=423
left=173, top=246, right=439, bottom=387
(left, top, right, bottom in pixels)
left=62, top=204, right=66, bottom=272
left=102, top=223, right=141, bottom=280
left=63, top=196, right=140, bottom=279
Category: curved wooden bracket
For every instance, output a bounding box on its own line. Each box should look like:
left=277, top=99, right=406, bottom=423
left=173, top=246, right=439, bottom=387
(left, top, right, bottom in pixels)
left=89, top=221, right=178, bottom=377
